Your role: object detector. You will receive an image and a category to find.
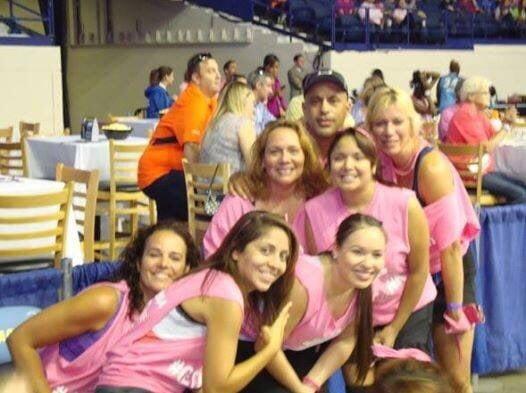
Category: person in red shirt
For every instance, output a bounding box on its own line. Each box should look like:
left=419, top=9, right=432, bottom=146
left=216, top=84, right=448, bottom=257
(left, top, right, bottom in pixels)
left=139, top=52, right=221, bottom=221
left=447, top=76, right=526, bottom=204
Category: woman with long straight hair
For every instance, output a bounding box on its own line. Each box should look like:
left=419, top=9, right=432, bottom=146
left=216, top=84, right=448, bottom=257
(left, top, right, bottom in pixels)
left=95, top=211, right=298, bottom=393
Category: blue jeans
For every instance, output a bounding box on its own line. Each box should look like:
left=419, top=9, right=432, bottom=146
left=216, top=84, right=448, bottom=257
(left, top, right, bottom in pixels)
left=482, top=172, right=526, bottom=204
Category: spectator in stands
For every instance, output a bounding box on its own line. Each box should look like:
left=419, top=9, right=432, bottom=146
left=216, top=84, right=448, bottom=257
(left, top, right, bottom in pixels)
left=287, top=53, right=307, bottom=99
left=200, top=81, right=257, bottom=174
left=458, top=0, right=482, bottom=13
left=248, top=67, right=276, bottom=135
left=264, top=54, right=288, bottom=118
left=511, top=0, right=526, bottom=24
left=203, top=119, right=329, bottom=256
left=437, top=60, right=462, bottom=113
left=96, top=211, right=298, bottom=393
left=138, top=52, right=220, bottom=222
left=367, top=87, right=480, bottom=393
left=410, top=70, right=440, bottom=118
left=336, top=0, right=356, bottom=15
left=145, top=66, right=176, bottom=118
left=8, top=221, right=199, bottom=393
left=223, top=59, right=238, bottom=84
left=372, top=359, right=454, bottom=393
left=495, top=0, right=515, bottom=33
left=447, top=76, right=526, bottom=203
left=359, top=0, right=385, bottom=26
left=438, top=78, right=464, bottom=141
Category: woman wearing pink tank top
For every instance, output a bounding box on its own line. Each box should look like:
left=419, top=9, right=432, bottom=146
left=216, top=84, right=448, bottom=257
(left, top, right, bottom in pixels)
left=7, top=221, right=200, bottom=393
left=236, top=213, right=387, bottom=392
left=367, top=87, right=480, bottom=393
left=203, top=119, right=328, bottom=256
left=302, top=129, right=436, bottom=389
left=95, top=211, right=299, bottom=393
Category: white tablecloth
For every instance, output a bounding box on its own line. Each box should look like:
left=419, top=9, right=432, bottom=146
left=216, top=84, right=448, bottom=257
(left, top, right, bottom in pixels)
left=118, top=118, right=158, bottom=138
left=25, top=135, right=149, bottom=181
left=494, top=125, right=526, bottom=183
left=0, top=176, right=83, bottom=265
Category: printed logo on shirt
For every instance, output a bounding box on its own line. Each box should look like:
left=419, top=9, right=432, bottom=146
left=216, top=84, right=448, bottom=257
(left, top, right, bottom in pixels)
left=373, top=271, right=406, bottom=303
left=52, top=386, right=68, bottom=393
left=168, top=360, right=202, bottom=388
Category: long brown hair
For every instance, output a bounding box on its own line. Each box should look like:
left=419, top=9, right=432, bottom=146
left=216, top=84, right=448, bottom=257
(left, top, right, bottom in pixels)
left=202, top=211, right=299, bottom=327
left=335, top=213, right=387, bottom=384
left=116, top=221, right=200, bottom=318
left=247, top=119, right=329, bottom=200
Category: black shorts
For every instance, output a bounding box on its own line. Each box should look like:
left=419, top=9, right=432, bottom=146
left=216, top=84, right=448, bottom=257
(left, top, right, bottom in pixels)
left=235, top=340, right=327, bottom=392
left=142, top=169, right=188, bottom=222
left=432, top=248, right=477, bottom=324
left=386, top=302, right=433, bottom=353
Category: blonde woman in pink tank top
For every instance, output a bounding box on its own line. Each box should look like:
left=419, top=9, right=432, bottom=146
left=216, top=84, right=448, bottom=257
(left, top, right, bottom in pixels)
left=96, top=211, right=299, bottom=393
left=7, top=221, right=200, bottom=393
left=236, top=213, right=387, bottom=393
left=367, top=87, right=480, bottom=393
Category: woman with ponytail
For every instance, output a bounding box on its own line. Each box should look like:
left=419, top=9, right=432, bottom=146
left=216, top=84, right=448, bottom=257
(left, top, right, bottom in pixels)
left=237, top=213, right=386, bottom=392
left=145, top=66, right=176, bottom=118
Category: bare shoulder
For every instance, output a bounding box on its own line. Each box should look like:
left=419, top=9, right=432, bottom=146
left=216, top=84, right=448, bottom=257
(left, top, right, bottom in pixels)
left=418, top=149, right=454, bottom=204
left=182, top=295, right=244, bottom=326
left=75, top=285, right=121, bottom=319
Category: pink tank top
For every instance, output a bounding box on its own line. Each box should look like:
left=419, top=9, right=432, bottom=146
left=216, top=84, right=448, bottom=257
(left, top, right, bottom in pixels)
left=97, top=269, right=244, bottom=393
left=40, top=280, right=134, bottom=393
left=303, top=183, right=437, bottom=326
left=379, top=142, right=480, bottom=274
left=241, top=255, right=357, bottom=351
left=202, top=195, right=306, bottom=258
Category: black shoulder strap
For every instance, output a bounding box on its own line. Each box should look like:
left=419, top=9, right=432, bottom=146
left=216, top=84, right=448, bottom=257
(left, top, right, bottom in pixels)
left=412, top=146, right=434, bottom=206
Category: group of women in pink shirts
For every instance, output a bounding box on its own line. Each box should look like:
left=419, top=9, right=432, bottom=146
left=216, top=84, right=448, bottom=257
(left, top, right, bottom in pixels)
left=8, top=86, right=480, bottom=393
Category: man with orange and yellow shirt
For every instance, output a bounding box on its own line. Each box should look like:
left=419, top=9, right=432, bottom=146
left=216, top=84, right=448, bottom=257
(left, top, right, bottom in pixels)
left=139, top=53, right=221, bottom=221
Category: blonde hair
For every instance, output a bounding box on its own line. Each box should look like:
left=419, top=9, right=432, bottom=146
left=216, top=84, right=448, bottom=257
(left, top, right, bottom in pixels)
left=207, top=81, right=252, bottom=131
left=459, top=76, right=490, bottom=103
left=247, top=119, right=329, bottom=200
left=366, top=87, right=422, bottom=139
left=359, top=76, right=386, bottom=107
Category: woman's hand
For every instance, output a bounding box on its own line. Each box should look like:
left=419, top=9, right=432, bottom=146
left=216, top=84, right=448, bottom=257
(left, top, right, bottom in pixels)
left=373, top=324, right=399, bottom=348
left=257, top=302, right=292, bottom=354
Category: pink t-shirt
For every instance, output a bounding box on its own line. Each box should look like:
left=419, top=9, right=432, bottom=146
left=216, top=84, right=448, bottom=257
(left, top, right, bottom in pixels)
left=379, top=142, right=480, bottom=274
left=40, top=281, right=134, bottom=393
left=302, top=183, right=437, bottom=326
left=241, top=255, right=358, bottom=351
left=202, top=195, right=306, bottom=258
left=438, top=103, right=459, bottom=142
left=97, top=269, right=244, bottom=393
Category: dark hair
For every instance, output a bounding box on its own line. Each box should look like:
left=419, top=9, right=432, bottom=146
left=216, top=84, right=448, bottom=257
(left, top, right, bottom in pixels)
left=115, top=221, right=200, bottom=318
left=410, top=70, right=425, bottom=96
left=328, top=128, right=378, bottom=172
left=293, top=54, right=303, bottom=62
left=203, top=211, right=299, bottom=328
left=372, top=359, right=454, bottom=393
left=223, top=59, right=236, bottom=72
left=335, top=213, right=386, bottom=384
left=184, top=52, right=213, bottom=82
left=449, top=60, right=460, bottom=74
left=149, top=66, right=173, bottom=86
left=263, top=54, right=280, bottom=70
left=372, top=68, right=384, bottom=81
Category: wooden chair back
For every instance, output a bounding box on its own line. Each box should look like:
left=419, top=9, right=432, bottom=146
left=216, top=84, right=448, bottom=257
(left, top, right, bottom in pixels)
left=182, top=159, right=230, bottom=244
left=0, top=141, right=27, bottom=176
left=0, top=126, right=13, bottom=142
left=0, top=182, right=73, bottom=269
left=56, top=164, right=100, bottom=262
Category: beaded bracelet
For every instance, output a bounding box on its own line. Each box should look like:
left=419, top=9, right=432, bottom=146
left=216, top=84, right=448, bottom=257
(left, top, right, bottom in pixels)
left=447, top=302, right=463, bottom=312
left=303, top=376, right=320, bottom=392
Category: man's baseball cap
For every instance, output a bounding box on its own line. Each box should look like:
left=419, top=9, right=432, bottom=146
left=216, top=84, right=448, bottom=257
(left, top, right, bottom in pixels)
left=302, top=69, right=348, bottom=96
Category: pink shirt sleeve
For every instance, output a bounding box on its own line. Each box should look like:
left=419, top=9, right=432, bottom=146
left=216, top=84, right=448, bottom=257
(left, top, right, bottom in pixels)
left=202, top=195, right=254, bottom=258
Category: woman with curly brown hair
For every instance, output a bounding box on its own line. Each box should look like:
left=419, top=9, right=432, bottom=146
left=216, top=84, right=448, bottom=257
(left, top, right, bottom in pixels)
left=7, top=221, right=199, bottom=393
left=202, top=119, right=329, bottom=257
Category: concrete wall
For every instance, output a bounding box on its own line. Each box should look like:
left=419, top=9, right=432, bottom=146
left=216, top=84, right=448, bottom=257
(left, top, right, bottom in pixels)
left=0, top=45, right=63, bottom=138
left=329, top=45, right=526, bottom=98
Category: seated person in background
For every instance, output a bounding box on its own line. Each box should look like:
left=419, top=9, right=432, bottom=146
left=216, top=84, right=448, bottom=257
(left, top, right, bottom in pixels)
left=139, top=52, right=220, bottom=222
left=352, top=75, right=386, bottom=126
left=249, top=68, right=276, bottom=135
left=372, top=359, right=454, bottom=393
left=200, top=81, right=257, bottom=174
left=264, top=54, right=288, bottom=118
left=7, top=222, right=199, bottom=393
left=145, top=66, right=176, bottom=118
left=438, top=78, right=464, bottom=141
left=411, top=70, right=440, bottom=119
left=446, top=75, right=526, bottom=204
left=359, top=0, right=385, bottom=26
left=458, top=0, right=482, bottom=13
left=95, top=211, right=297, bottom=393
